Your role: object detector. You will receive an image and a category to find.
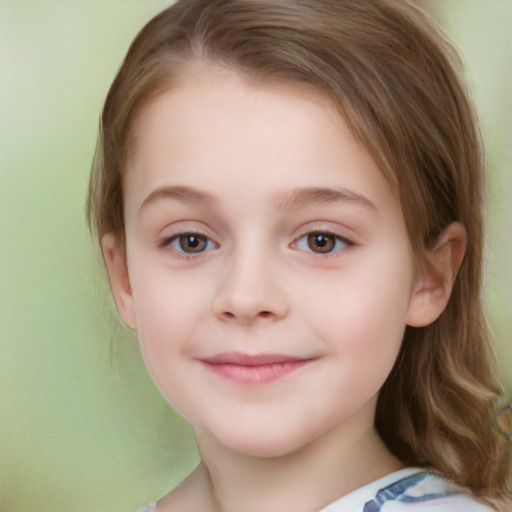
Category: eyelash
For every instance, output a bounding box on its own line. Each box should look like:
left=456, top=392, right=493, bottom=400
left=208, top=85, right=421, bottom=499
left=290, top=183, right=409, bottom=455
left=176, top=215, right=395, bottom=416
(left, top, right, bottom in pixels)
left=160, top=229, right=353, bottom=258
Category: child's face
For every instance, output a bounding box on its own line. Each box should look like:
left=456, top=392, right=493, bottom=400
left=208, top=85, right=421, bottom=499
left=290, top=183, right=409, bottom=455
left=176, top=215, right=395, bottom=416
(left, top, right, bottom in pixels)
left=106, top=68, right=426, bottom=458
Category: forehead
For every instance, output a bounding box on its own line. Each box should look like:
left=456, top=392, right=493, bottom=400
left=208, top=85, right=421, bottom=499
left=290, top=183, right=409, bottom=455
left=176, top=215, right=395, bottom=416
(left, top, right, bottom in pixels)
left=125, top=66, right=400, bottom=222
left=130, top=64, right=343, bottom=162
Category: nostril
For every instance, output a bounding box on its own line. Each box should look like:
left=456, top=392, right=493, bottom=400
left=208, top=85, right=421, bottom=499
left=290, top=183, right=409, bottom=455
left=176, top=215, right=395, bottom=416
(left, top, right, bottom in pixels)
left=219, top=310, right=274, bottom=322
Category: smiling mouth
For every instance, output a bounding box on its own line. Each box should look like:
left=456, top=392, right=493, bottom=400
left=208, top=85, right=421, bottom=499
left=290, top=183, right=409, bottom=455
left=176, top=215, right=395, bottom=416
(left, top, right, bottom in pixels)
left=199, top=352, right=314, bottom=384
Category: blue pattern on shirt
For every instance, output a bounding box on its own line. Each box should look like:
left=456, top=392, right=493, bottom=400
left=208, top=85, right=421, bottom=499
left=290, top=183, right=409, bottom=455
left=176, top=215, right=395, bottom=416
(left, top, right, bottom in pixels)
left=363, top=472, right=448, bottom=511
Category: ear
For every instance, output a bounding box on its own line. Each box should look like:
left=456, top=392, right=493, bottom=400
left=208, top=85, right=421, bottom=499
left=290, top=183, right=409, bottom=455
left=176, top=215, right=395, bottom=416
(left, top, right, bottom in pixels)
left=101, top=233, right=137, bottom=329
left=406, top=222, right=467, bottom=327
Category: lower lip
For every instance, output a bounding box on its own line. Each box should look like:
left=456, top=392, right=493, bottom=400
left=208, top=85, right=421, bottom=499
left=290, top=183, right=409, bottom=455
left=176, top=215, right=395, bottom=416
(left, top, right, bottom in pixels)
left=201, top=360, right=310, bottom=384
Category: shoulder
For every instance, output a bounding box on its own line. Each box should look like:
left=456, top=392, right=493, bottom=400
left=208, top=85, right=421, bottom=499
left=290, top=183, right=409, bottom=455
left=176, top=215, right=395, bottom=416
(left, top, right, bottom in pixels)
left=322, top=468, right=496, bottom=512
left=364, top=470, right=494, bottom=512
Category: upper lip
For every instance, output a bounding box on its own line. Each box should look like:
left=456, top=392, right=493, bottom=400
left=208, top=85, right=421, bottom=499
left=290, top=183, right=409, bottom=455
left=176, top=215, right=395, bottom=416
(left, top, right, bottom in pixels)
left=200, top=352, right=310, bottom=366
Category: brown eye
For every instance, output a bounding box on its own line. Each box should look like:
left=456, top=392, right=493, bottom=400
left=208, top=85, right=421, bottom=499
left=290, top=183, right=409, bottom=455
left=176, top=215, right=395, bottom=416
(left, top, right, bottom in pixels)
left=166, top=233, right=214, bottom=254
left=179, top=234, right=207, bottom=253
left=307, top=233, right=336, bottom=253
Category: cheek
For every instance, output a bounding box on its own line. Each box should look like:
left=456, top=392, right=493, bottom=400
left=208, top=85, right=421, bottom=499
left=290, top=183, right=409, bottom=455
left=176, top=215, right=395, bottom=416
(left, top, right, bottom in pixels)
left=129, top=268, right=207, bottom=367
left=129, top=273, right=207, bottom=417
left=301, top=252, right=413, bottom=371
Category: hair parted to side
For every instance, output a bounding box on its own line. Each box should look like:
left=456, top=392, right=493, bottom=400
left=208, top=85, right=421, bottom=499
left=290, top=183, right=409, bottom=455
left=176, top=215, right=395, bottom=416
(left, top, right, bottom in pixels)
left=87, top=0, right=511, bottom=505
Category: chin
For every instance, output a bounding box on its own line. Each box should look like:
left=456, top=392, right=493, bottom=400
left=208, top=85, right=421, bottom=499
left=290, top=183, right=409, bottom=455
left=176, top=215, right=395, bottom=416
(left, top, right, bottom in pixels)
left=223, top=436, right=302, bottom=459
left=203, top=418, right=321, bottom=459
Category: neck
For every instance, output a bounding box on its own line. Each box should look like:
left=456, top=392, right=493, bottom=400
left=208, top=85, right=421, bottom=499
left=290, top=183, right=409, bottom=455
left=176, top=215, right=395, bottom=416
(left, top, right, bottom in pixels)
left=190, top=409, right=403, bottom=512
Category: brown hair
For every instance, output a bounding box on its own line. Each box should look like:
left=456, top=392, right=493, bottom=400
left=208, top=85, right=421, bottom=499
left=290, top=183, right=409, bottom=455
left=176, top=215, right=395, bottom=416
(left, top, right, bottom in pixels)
left=87, top=0, right=511, bottom=505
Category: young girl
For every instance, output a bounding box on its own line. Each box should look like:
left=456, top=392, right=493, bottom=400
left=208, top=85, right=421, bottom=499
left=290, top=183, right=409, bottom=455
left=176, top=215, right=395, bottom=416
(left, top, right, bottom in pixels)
left=87, top=0, right=512, bottom=510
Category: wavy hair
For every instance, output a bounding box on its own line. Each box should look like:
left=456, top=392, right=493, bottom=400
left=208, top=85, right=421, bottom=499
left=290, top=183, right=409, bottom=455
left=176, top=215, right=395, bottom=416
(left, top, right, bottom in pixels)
left=87, top=0, right=511, bottom=506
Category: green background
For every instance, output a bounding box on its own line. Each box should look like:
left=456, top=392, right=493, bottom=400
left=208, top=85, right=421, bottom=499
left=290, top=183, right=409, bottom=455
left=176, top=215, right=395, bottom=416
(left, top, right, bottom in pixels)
left=1, top=1, right=510, bottom=511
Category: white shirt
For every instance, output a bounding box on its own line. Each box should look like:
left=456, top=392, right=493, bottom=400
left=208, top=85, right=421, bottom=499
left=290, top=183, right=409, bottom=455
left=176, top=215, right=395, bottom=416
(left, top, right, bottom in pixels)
left=136, top=467, right=494, bottom=511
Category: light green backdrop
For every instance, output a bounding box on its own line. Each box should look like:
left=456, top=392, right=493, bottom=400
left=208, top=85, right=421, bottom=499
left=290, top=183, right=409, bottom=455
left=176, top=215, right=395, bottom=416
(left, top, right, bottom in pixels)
left=1, top=1, right=510, bottom=511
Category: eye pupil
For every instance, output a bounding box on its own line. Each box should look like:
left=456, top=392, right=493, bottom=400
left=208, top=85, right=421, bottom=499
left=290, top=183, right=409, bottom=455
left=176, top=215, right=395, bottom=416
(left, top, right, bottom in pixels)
left=180, top=234, right=206, bottom=253
left=307, top=233, right=335, bottom=253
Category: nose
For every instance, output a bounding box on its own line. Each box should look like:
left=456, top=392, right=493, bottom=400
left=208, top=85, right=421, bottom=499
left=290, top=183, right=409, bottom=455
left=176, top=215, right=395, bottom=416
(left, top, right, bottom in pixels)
left=212, top=248, right=290, bottom=324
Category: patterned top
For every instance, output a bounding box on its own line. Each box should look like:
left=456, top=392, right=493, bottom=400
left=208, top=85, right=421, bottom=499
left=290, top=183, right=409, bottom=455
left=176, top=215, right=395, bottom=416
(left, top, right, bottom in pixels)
left=136, top=467, right=494, bottom=511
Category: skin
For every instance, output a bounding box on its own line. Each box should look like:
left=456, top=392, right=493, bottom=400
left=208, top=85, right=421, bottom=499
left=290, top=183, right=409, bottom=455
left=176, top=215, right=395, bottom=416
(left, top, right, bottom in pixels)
left=103, top=65, right=466, bottom=512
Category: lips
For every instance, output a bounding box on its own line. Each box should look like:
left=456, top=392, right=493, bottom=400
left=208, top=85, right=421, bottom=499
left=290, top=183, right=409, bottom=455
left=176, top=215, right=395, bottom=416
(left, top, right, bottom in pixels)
left=199, top=352, right=313, bottom=384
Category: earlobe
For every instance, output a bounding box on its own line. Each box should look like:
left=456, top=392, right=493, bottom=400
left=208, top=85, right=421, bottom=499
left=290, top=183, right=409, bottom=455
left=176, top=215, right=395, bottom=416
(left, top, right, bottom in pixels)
left=101, top=233, right=137, bottom=329
left=406, top=222, right=467, bottom=327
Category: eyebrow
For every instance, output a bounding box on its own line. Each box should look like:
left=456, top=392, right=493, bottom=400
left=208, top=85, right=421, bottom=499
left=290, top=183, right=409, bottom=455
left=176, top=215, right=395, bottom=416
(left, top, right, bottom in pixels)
left=138, top=185, right=217, bottom=213
left=276, top=187, right=378, bottom=214
left=138, top=184, right=378, bottom=215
